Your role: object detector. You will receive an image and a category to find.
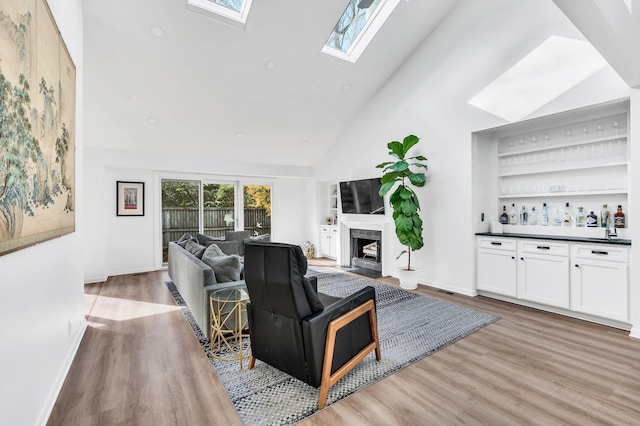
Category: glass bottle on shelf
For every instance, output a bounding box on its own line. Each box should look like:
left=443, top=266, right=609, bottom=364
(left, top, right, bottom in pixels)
left=520, top=206, right=528, bottom=225
left=576, top=207, right=585, bottom=227
left=614, top=205, right=625, bottom=228
left=563, top=202, right=572, bottom=227
left=529, top=207, right=538, bottom=225
left=509, top=204, right=517, bottom=225
left=587, top=211, right=598, bottom=227
left=500, top=206, right=509, bottom=225
left=552, top=208, right=562, bottom=226
left=541, top=203, right=549, bottom=226
left=600, top=204, right=610, bottom=228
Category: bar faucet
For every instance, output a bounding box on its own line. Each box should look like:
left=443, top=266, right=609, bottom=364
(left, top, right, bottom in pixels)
left=605, top=214, right=617, bottom=242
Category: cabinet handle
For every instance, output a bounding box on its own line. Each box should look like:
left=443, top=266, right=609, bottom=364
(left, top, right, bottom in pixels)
left=491, top=242, right=502, bottom=246
left=574, top=264, right=580, bottom=268
left=591, top=250, right=609, bottom=255
left=536, top=245, right=550, bottom=250
left=511, top=256, right=515, bottom=260
left=520, top=257, right=524, bottom=261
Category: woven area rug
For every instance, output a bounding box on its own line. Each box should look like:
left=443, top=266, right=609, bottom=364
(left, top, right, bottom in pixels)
left=166, top=271, right=499, bottom=425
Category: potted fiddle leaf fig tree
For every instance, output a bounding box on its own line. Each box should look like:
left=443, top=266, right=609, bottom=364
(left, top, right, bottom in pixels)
left=376, top=134, right=428, bottom=290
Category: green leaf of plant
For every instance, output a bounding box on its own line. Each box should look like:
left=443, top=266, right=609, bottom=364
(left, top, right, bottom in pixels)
left=412, top=155, right=427, bottom=161
left=381, top=171, right=400, bottom=184
left=396, top=250, right=407, bottom=260
left=378, top=181, right=395, bottom=197
left=412, top=163, right=428, bottom=169
left=400, top=199, right=417, bottom=215
left=408, top=173, right=426, bottom=186
left=399, top=187, right=413, bottom=200
left=395, top=214, right=413, bottom=232
left=402, top=135, right=419, bottom=156
left=388, top=160, right=408, bottom=172
left=387, top=141, right=404, bottom=158
left=376, top=161, right=394, bottom=169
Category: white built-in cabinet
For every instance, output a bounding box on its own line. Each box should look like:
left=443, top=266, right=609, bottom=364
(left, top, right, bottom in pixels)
left=477, top=236, right=629, bottom=325
left=319, top=225, right=339, bottom=259
left=571, top=244, right=628, bottom=322
left=517, top=240, right=570, bottom=309
left=477, top=238, right=517, bottom=297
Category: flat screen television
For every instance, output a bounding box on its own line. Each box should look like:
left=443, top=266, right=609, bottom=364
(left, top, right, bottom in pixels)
left=339, top=178, right=385, bottom=215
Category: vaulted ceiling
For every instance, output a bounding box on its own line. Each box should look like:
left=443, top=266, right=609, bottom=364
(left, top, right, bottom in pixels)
left=82, top=0, right=636, bottom=169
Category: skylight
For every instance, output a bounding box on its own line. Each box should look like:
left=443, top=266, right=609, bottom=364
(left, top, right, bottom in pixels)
left=321, top=0, right=400, bottom=64
left=186, top=0, right=253, bottom=29
left=468, top=36, right=609, bottom=122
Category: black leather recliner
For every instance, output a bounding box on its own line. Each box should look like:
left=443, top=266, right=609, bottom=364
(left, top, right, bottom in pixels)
left=243, top=241, right=381, bottom=409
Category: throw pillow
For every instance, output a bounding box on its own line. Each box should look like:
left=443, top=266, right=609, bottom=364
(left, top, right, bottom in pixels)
left=201, top=254, right=243, bottom=283
left=176, top=233, right=196, bottom=248
left=302, top=277, right=323, bottom=313
left=202, top=243, right=225, bottom=259
left=196, top=233, right=224, bottom=246
left=225, top=230, right=251, bottom=256
left=184, top=240, right=206, bottom=259
left=207, top=240, right=239, bottom=256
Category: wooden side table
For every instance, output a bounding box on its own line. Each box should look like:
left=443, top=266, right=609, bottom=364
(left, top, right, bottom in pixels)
left=209, top=287, right=250, bottom=369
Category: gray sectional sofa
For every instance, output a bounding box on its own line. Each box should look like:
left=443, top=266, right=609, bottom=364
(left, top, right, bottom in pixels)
left=167, top=231, right=269, bottom=338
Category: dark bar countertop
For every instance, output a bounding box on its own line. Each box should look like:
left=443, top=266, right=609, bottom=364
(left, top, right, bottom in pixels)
left=475, top=232, right=632, bottom=246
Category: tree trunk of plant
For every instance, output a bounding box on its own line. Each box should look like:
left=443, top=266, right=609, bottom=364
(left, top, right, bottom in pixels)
left=408, top=247, right=411, bottom=271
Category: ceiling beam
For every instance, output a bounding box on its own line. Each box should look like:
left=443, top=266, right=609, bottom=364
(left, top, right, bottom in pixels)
left=553, top=0, right=640, bottom=88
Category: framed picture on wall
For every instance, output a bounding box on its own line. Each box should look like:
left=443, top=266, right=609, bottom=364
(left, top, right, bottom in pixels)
left=116, top=181, right=145, bottom=216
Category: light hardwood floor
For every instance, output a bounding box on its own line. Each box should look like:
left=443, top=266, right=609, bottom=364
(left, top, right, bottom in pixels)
left=48, top=261, right=640, bottom=425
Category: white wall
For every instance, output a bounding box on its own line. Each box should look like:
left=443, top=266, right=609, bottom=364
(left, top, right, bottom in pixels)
left=83, top=146, right=315, bottom=282
left=314, top=0, right=636, bottom=301
left=0, top=1, right=85, bottom=425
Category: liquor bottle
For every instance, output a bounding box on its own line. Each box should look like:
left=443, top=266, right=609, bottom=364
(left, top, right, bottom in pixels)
left=614, top=205, right=625, bottom=228
left=563, top=202, right=572, bottom=227
left=520, top=206, right=528, bottom=225
left=541, top=203, right=549, bottom=226
left=500, top=206, right=508, bottom=225
left=575, top=207, right=585, bottom=227
left=552, top=208, right=562, bottom=226
left=586, top=211, right=598, bottom=227
left=529, top=206, right=538, bottom=225
left=509, top=204, right=517, bottom=225
left=600, top=203, right=609, bottom=228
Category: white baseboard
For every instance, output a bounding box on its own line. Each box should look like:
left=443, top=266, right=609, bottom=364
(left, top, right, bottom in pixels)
left=629, top=326, right=640, bottom=340
left=84, top=266, right=161, bottom=284
left=36, top=320, right=88, bottom=426
left=419, top=279, right=477, bottom=297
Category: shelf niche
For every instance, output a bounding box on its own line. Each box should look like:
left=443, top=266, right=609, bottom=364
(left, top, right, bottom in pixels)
left=472, top=98, right=630, bottom=238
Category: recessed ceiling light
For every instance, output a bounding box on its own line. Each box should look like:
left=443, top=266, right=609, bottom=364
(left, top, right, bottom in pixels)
left=149, top=25, right=165, bottom=38
left=235, top=131, right=245, bottom=138
left=301, top=140, right=309, bottom=145
left=264, top=60, right=277, bottom=71
left=341, top=84, right=351, bottom=92
left=146, top=117, right=158, bottom=125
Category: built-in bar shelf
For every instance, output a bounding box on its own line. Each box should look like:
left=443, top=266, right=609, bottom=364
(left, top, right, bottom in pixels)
left=498, top=134, right=627, bottom=157
left=498, top=161, right=627, bottom=177
left=499, top=189, right=628, bottom=199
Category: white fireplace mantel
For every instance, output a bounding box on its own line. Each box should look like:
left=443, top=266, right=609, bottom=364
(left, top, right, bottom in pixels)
left=340, top=220, right=392, bottom=276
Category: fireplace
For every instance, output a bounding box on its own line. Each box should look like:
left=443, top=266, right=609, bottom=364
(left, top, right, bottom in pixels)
left=350, top=229, right=382, bottom=273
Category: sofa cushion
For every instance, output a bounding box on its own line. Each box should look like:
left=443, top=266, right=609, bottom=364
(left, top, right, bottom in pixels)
left=177, top=233, right=197, bottom=248
left=225, top=230, right=251, bottom=256
left=201, top=245, right=242, bottom=283
left=184, top=240, right=206, bottom=258
left=196, top=233, right=224, bottom=246
left=207, top=240, right=240, bottom=256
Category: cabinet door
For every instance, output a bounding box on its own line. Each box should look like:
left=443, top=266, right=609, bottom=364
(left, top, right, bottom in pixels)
left=571, top=259, right=628, bottom=322
left=329, top=228, right=339, bottom=258
left=319, top=232, right=331, bottom=257
left=477, top=249, right=517, bottom=297
left=518, top=253, right=570, bottom=308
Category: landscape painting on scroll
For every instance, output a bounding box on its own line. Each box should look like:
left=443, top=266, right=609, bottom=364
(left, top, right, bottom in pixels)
left=0, top=0, right=76, bottom=256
